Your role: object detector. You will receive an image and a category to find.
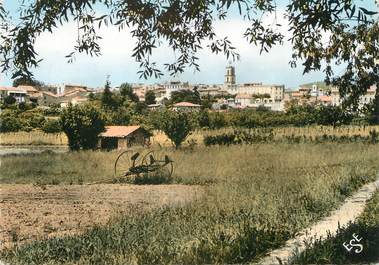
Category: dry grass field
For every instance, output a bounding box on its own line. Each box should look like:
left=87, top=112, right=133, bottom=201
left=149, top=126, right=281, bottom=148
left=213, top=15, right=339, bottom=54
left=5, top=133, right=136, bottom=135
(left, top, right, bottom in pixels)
left=0, top=131, right=67, bottom=146
left=1, top=142, right=379, bottom=264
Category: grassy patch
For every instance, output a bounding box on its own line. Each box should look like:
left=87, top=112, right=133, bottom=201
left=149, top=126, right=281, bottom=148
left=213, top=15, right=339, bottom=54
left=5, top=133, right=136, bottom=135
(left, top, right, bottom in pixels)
left=0, top=143, right=378, bottom=264
left=291, top=191, right=379, bottom=264
left=1, top=143, right=379, bottom=186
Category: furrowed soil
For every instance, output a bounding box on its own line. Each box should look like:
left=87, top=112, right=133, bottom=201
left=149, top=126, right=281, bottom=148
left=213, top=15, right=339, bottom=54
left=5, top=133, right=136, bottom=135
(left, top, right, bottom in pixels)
left=0, top=184, right=201, bottom=249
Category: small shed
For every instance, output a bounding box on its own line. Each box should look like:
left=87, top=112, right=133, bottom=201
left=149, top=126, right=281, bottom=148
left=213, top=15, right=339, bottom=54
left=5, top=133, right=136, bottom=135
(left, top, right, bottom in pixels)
left=98, top=126, right=150, bottom=150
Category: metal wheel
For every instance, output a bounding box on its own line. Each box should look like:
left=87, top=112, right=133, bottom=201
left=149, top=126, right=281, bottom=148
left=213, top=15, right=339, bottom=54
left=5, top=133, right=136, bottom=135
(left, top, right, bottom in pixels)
left=141, top=150, right=174, bottom=178
left=114, top=150, right=142, bottom=179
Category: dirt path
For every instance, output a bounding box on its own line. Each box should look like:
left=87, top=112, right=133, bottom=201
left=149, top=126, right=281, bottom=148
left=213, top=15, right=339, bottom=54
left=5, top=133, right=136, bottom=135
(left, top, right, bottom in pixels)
left=0, top=184, right=201, bottom=249
left=256, top=177, right=379, bottom=265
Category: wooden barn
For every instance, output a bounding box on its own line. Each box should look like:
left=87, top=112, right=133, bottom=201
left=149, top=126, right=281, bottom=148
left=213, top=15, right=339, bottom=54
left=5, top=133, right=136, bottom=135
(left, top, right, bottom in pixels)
left=98, top=126, right=150, bottom=150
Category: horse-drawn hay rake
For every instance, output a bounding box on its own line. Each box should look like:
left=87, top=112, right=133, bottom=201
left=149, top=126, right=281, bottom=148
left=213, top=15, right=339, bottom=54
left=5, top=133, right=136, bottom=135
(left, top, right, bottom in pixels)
left=113, top=150, right=174, bottom=183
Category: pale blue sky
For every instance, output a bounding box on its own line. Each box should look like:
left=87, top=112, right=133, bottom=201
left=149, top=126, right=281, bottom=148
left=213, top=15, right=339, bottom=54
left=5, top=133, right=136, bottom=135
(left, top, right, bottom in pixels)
left=1, top=0, right=377, bottom=88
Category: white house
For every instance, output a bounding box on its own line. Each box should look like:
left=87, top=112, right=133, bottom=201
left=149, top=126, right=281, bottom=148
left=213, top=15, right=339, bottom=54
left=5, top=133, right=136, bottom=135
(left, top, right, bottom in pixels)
left=0, top=87, right=28, bottom=103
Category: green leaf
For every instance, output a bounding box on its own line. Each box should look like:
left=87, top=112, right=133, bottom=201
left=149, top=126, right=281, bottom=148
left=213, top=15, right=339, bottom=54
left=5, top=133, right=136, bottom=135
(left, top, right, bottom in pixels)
left=359, top=7, right=377, bottom=16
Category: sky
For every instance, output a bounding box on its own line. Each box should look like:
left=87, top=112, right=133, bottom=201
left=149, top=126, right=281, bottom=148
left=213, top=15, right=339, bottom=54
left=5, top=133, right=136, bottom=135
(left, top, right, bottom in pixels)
left=1, top=0, right=377, bottom=89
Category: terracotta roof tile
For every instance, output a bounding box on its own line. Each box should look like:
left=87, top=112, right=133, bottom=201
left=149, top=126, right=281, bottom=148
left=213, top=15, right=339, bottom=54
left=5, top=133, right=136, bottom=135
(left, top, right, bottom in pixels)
left=16, top=85, right=38, bottom=92
left=0, top=86, right=26, bottom=92
left=319, top=95, right=332, bottom=102
left=42, top=91, right=59, bottom=97
left=100, top=126, right=141, bottom=138
left=173, top=102, right=201, bottom=107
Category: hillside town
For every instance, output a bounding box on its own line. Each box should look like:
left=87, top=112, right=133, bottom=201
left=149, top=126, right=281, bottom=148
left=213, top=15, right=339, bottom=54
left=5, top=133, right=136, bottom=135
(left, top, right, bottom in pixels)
left=1, top=64, right=377, bottom=111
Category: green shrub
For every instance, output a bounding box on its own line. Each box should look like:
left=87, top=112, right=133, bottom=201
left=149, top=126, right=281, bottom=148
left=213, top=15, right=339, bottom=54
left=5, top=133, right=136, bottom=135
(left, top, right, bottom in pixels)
left=0, top=111, right=23, bottom=132
left=42, top=119, right=62, bottom=133
left=204, top=129, right=274, bottom=146
left=19, top=111, right=46, bottom=129
left=3, top=95, right=16, bottom=105
left=60, top=103, right=106, bottom=150
left=369, top=130, right=378, bottom=144
left=156, top=110, right=193, bottom=148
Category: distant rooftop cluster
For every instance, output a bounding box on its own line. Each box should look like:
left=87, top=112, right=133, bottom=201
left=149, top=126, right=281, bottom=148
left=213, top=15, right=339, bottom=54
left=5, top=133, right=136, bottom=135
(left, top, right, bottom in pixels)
left=0, top=65, right=376, bottom=111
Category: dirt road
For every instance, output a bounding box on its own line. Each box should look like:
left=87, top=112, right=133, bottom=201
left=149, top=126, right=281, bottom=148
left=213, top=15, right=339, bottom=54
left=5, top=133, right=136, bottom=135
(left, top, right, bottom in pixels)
left=0, top=184, right=201, bottom=249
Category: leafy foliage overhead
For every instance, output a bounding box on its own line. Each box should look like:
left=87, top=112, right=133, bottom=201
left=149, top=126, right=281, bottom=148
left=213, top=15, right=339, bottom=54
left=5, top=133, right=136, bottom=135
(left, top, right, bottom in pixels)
left=0, top=0, right=378, bottom=105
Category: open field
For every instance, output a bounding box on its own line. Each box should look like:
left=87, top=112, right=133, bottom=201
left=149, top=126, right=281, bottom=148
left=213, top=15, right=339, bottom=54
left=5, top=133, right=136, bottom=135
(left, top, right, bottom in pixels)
left=1, top=125, right=379, bottom=146
left=1, top=143, right=379, bottom=185
left=1, top=143, right=379, bottom=264
left=0, top=184, right=201, bottom=249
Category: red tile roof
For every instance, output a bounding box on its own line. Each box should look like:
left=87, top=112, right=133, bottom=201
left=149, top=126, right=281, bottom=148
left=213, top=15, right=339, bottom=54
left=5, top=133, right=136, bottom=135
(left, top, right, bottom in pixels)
left=173, top=102, right=201, bottom=107
left=291, top=92, right=302, bottom=97
left=42, top=91, right=59, bottom=97
left=319, top=95, right=332, bottom=102
left=100, top=126, right=141, bottom=138
left=0, top=86, right=26, bottom=92
left=17, top=85, right=38, bottom=92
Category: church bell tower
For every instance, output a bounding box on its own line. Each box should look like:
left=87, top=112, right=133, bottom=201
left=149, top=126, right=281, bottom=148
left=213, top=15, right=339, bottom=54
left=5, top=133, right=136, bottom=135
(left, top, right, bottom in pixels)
left=225, top=64, right=236, bottom=85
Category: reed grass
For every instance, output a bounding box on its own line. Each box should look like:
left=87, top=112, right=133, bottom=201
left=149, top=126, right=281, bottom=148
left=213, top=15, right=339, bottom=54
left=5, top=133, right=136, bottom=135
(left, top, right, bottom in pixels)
left=0, top=131, right=67, bottom=146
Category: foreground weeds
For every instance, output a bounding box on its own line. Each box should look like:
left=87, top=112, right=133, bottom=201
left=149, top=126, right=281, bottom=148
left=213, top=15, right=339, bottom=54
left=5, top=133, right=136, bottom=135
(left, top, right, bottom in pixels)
left=292, top=191, right=379, bottom=264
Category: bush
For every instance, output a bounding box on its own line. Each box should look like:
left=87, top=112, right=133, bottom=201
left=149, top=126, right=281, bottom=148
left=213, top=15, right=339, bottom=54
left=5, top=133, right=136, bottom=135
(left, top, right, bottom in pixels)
left=43, top=106, right=61, bottom=116
left=156, top=110, right=193, bottom=148
left=19, top=111, right=45, bottom=129
left=3, top=95, right=16, bottom=105
left=42, top=119, right=62, bottom=134
left=369, top=130, right=379, bottom=144
left=209, top=112, right=228, bottom=129
left=0, top=112, right=23, bottom=132
left=204, top=129, right=274, bottom=146
left=198, top=110, right=210, bottom=128
left=60, top=104, right=106, bottom=150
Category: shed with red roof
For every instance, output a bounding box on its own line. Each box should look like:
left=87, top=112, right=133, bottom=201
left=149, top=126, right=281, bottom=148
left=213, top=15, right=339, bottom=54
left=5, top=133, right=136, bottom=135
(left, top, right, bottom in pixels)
left=98, top=126, right=150, bottom=150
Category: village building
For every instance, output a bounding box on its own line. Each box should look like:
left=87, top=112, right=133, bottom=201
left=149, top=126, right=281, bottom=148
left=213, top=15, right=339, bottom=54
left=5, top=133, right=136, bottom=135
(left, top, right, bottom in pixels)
left=331, top=85, right=377, bottom=109
left=163, top=81, right=191, bottom=99
left=16, top=85, right=40, bottom=97
left=147, top=103, right=163, bottom=110
left=197, top=84, right=228, bottom=97
left=172, top=101, right=201, bottom=112
left=63, top=84, right=89, bottom=94
left=152, top=87, right=167, bottom=102
left=234, top=93, right=284, bottom=111
left=98, top=125, right=150, bottom=150
left=131, top=84, right=147, bottom=101
left=40, top=88, right=89, bottom=106
left=223, top=65, right=285, bottom=103
left=318, top=95, right=333, bottom=106
left=0, top=86, right=28, bottom=103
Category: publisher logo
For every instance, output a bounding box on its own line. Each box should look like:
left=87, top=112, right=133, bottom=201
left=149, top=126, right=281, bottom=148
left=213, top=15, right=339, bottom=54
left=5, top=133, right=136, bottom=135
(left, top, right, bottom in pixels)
left=343, top=233, right=363, bottom=254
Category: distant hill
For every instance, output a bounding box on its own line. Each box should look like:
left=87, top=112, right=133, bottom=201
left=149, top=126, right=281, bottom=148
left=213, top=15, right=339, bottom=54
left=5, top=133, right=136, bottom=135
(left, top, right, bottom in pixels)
left=300, top=81, right=330, bottom=90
